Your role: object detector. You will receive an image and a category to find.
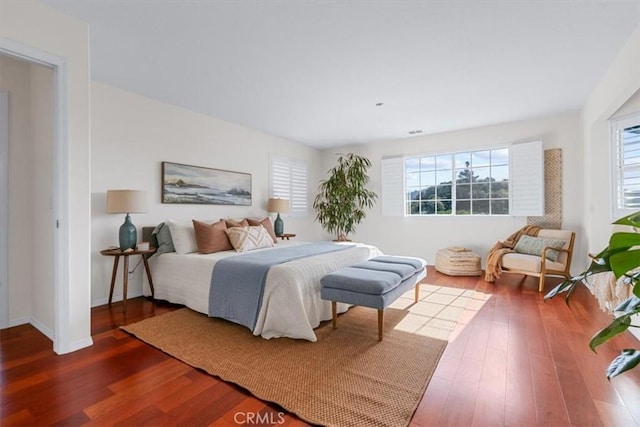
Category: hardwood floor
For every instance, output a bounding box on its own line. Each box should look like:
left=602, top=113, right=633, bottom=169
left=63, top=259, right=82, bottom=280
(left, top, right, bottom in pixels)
left=2, top=267, right=639, bottom=426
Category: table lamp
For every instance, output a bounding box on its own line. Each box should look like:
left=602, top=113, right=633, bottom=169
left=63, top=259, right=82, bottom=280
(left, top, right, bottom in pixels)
left=267, top=198, right=289, bottom=236
left=106, top=190, right=148, bottom=250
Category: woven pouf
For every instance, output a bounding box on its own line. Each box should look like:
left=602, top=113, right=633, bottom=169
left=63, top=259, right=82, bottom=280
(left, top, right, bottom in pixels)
left=435, top=247, right=482, bottom=276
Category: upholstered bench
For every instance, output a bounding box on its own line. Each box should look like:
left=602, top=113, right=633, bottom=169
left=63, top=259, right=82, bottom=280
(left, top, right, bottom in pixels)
left=320, top=256, right=427, bottom=341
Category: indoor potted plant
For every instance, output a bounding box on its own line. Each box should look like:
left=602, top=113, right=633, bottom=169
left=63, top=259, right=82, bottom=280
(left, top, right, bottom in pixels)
left=313, top=153, right=377, bottom=241
left=545, top=211, right=640, bottom=378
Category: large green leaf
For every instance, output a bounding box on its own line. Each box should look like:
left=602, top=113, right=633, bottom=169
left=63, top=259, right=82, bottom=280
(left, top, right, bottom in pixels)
left=607, top=349, right=640, bottom=379
left=589, top=314, right=632, bottom=352
left=609, top=249, right=640, bottom=278
left=609, top=232, right=640, bottom=250
left=613, top=211, right=640, bottom=227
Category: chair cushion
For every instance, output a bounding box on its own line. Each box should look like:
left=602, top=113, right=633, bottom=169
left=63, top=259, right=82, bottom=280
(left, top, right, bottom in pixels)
left=513, top=235, right=566, bottom=262
left=502, top=252, right=565, bottom=272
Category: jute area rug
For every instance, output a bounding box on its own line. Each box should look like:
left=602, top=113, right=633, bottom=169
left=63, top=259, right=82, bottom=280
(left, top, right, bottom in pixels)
left=122, top=285, right=473, bottom=427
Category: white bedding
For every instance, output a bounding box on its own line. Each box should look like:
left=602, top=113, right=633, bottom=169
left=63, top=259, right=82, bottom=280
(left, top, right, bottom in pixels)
left=143, top=241, right=383, bottom=341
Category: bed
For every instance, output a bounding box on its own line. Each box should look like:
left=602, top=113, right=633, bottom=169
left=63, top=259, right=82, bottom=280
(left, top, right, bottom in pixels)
left=142, top=227, right=384, bottom=341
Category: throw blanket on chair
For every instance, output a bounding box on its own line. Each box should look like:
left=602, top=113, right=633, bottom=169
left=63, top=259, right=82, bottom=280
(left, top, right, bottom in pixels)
left=484, top=225, right=541, bottom=282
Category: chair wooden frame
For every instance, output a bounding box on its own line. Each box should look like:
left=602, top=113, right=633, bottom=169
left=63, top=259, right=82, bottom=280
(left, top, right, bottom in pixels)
left=502, top=231, right=575, bottom=292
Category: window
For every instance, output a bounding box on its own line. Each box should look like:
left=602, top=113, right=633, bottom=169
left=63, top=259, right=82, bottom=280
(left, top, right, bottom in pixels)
left=611, top=113, right=640, bottom=216
left=270, top=155, right=308, bottom=217
left=405, top=148, right=510, bottom=216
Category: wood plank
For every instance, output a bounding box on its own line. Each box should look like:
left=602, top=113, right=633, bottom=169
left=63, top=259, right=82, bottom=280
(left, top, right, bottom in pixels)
left=504, top=321, right=537, bottom=426
left=529, top=354, right=571, bottom=425
left=411, top=376, right=453, bottom=426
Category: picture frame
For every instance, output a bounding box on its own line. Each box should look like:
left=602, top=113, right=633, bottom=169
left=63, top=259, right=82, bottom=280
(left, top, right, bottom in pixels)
left=161, top=161, right=252, bottom=205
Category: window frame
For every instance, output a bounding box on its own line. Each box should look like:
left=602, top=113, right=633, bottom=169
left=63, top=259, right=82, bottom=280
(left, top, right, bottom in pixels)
left=404, top=147, right=511, bottom=216
left=610, top=112, right=640, bottom=219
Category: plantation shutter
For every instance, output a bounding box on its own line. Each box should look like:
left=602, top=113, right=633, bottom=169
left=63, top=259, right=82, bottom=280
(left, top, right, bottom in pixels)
left=381, top=157, right=405, bottom=216
left=612, top=114, right=640, bottom=212
left=270, top=156, right=308, bottom=217
left=510, top=140, right=544, bottom=216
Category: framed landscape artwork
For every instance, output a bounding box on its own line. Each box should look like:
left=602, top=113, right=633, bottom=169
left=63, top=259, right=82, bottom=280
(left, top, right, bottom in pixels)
left=161, top=161, right=252, bottom=205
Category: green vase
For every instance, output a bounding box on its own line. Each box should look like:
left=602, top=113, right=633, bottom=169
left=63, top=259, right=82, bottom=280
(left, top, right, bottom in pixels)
left=119, top=214, right=137, bottom=250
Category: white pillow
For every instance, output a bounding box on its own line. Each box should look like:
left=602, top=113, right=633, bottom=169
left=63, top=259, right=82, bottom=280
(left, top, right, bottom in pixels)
left=225, top=226, right=275, bottom=252
left=166, top=219, right=198, bottom=254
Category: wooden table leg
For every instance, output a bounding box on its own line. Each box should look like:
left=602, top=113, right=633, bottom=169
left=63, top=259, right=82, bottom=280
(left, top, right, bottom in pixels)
left=122, top=255, right=129, bottom=313
left=378, top=309, right=384, bottom=341
left=108, top=255, right=120, bottom=306
left=332, top=301, right=337, bottom=329
left=142, top=254, right=154, bottom=298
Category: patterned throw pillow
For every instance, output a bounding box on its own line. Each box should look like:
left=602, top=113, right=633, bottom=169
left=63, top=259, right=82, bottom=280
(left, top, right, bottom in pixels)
left=246, top=217, right=278, bottom=243
left=513, top=235, right=566, bottom=262
left=225, top=226, right=275, bottom=252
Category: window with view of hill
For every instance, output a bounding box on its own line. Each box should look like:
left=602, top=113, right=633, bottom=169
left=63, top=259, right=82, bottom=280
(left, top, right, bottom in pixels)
left=405, top=148, right=510, bottom=216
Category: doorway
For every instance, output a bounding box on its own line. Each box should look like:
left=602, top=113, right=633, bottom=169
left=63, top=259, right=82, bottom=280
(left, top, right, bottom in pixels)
left=0, top=40, right=72, bottom=353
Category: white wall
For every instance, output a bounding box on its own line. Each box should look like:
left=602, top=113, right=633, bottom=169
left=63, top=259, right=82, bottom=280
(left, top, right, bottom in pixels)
left=0, top=0, right=92, bottom=353
left=581, top=22, right=640, bottom=340
left=321, top=112, right=585, bottom=272
left=90, top=82, right=324, bottom=306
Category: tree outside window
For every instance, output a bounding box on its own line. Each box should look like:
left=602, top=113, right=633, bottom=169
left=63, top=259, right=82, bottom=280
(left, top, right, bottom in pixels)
left=405, top=148, right=509, bottom=216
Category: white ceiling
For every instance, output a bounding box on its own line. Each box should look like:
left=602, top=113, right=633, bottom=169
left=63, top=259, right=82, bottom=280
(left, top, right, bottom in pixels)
left=39, top=0, right=640, bottom=149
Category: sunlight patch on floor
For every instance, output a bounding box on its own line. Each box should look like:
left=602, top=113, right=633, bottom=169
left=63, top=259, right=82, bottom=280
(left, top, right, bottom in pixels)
left=391, top=283, right=489, bottom=341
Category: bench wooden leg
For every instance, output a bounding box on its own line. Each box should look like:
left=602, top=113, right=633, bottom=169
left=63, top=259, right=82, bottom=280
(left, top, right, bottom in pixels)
left=332, top=301, right=337, bottom=329
left=378, top=309, right=384, bottom=341
left=414, top=282, right=420, bottom=303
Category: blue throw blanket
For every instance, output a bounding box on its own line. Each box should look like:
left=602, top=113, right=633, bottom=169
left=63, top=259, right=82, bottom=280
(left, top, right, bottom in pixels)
left=209, top=242, right=354, bottom=330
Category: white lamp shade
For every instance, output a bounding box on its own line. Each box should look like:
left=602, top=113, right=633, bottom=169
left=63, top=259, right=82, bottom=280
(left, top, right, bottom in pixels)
left=267, top=198, right=289, bottom=213
left=106, top=190, right=148, bottom=214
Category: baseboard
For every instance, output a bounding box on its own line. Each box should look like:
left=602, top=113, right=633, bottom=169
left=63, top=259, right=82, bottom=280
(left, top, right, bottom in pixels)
left=9, top=316, right=54, bottom=341
left=30, top=316, right=54, bottom=341
left=9, top=316, right=30, bottom=328
left=91, top=289, right=144, bottom=308
left=9, top=316, right=93, bottom=354
left=54, top=336, right=94, bottom=355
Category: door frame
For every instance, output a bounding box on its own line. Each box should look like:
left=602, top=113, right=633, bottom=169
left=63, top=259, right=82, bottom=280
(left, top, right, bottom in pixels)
left=0, top=90, right=7, bottom=329
left=0, top=38, right=71, bottom=353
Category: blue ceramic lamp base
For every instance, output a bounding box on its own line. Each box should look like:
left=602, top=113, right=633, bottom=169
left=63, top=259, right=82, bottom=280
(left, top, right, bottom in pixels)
left=274, top=213, right=284, bottom=236
left=119, top=213, right=137, bottom=250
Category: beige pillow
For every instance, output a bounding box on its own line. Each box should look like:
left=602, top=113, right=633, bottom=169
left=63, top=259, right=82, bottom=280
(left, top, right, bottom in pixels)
left=192, top=219, right=233, bottom=254
left=223, top=218, right=249, bottom=228
left=247, top=217, right=278, bottom=243
left=166, top=219, right=199, bottom=254
left=225, top=226, right=275, bottom=252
